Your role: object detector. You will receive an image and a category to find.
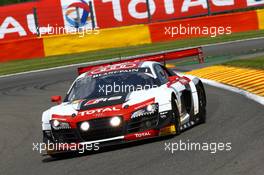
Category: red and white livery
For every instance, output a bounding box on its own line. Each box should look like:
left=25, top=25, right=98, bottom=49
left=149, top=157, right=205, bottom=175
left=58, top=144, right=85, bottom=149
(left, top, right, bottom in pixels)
left=41, top=48, right=207, bottom=157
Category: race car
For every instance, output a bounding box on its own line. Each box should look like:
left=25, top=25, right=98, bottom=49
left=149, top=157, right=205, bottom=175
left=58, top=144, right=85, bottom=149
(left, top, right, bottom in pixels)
left=41, top=48, right=206, bottom=157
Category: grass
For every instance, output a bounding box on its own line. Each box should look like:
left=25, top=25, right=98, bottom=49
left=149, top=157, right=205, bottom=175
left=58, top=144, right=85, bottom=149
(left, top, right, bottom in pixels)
left=1, top=30, right=264, bottom=76
left=0, top=0, right=31, bottom=6
left=222, top=56, right=264, bottom=70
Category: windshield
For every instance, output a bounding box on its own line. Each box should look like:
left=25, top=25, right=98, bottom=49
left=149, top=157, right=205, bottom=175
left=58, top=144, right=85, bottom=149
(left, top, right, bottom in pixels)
left=65, top=72, right=159, bottom=102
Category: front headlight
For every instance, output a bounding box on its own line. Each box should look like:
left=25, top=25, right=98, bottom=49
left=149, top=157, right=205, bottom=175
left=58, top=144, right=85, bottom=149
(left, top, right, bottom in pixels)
left=52, top=120, right=60, bottom=127
left=110, top=116, right=122, bottom=127
left=80, top=121, right=90, bottom=131
left=131, top=103, right=158, bottom=119
left=50, top=120, right=70, bottom=130
left=146, top=104, right=157, bottom=113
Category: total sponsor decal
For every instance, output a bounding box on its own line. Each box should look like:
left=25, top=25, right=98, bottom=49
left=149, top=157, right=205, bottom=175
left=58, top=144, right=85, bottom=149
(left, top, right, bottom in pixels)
left=93, top=0, right=264, bottom=28
left=0, top=1, right=64, bottom=41
left=79, top=106, right=121, bottom=116
left=124, top=130, right=159, bottom=140
left=249, top=0, right=264, bottom=6
left=1, top=0, right=264, bottom=41
left=0, top=13, right=36, bottom=40
left=61, top=0, right=97, bottom=30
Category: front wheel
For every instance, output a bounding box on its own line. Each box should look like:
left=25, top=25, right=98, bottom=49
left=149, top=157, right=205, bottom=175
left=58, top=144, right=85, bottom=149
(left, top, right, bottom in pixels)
left=43, top=133, right=71, bottom=158
left=171, top=96, right=181, bottom=135
left=195, top=82, right=207, bottom=124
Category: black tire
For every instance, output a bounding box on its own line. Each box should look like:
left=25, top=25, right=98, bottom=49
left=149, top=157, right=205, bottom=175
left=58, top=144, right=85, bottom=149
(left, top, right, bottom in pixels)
left=171, top=96, right=181, bottom=135
left=49, top=152, right=72, bottom=159
left=43, top=135, right=71, bottom=158
left=195, top=82, right=207, bottom=124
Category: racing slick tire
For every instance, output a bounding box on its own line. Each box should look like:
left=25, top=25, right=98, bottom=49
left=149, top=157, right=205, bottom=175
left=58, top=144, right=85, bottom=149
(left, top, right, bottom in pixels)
left=195, top=82, right=207, bottom=124
left=43, top=134, right=71, bottom=158
left=48, top=152, right=73, bottom=159
left=171, top=96, right=181, bottom=135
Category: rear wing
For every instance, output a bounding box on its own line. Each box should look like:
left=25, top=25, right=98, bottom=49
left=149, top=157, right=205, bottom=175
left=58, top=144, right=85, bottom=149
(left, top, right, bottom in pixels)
left=78, top=47, right=204, bottom=75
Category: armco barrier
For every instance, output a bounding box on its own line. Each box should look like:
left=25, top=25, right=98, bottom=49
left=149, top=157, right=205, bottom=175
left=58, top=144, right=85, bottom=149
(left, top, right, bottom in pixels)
left=70, top=0, right=264, bottom=29
left=43, top=25, right=151, bottom=57
left=149, top=10, right=259, bottom=43
left=257, top=9, right=264, bottom=30
left=0, top=38, right=44, bottom=62
left=1, top=9, right=263, bottom=62
left=2, top=0, right=264, bottom=42
left=0, top=0, right=63, bottom=42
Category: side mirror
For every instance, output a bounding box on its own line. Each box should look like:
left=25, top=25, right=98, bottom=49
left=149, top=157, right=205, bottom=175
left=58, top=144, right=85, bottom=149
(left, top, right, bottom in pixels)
left=167, top=76, right=179, bottom=87
left=168, top=75, right=178, bottom=82
left=51, top=96, right=62, bottom=104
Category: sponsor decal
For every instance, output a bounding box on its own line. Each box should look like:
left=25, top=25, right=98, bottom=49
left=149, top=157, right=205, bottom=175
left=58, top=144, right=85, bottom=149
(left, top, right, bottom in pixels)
left=124, top=129, right=158, bottom=140
left=91, top=68, right=140, bottom=78
left=159, top=125, right=176, bottom=136
left=179, top=76, right=190, bottom=85
left=247, top=0, right=264, bottom=6
left=0, top=1, right=64, bottom=41
left=135, top=131, right=151, bottom=138
left=84, top=96, right=123, bottom=106
left=89, top=62, right=139, bottom=75
left=61, top=0, right=97, bottom=30
left=93, top=0, right=264, bottom=28
left=160, top=114, right=168, bottom=119
left=72, top=99, right=84, bottom=104
left=0, top=12, right=47, bottom=40
left=65, top=0, right=90, bottom=28
left=1, top=0, right=264, bottom=41
left=80, top=95, right=126, bottom=111
left=79, top=106, right=121, bottom=116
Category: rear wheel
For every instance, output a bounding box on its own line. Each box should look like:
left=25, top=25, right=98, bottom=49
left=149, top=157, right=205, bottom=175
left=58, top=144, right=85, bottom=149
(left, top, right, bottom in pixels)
left=171, top=96, right=181, bottom=135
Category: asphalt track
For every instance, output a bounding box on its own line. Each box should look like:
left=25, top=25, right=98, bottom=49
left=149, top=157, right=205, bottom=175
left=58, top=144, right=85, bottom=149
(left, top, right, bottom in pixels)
left=0, top=38, right=264, bottom=175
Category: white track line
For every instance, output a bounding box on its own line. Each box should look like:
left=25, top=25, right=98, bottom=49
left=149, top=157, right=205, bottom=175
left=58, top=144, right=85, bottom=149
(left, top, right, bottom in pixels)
left=199, top=36, right=264, bottom=48
left=0, top=58, right=120, bottom=79
left=201, top=78, right=264, bottom=106
left=1, top=36, right=264, bottom=79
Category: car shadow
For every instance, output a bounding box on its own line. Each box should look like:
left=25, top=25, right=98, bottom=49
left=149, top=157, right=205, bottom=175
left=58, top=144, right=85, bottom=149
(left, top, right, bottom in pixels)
left=41, top=122, right=206, bottom=163
left=42, top=135, right=175, bottom=163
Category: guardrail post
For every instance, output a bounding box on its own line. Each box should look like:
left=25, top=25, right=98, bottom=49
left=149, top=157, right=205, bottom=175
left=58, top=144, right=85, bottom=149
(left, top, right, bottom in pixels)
left=206, top=0, right=211, bottom=16
left=89, top=1, right=96, bottom=29
left=33, top=7, right=40, bottom=36
left=146, top=0, right=152, bottom=22
left=198, top=47, right=205, bottom=63
left=76, top=7, right=81, bottom=29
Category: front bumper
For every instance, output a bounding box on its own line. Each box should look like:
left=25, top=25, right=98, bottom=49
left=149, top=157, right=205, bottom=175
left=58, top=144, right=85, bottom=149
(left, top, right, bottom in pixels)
left=44, top=111, right=175, bottom=155
left=44, top=125, right=176, bottom=155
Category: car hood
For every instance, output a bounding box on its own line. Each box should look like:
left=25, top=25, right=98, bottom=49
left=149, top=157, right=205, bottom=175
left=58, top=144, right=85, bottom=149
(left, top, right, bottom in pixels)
left=78, top=93, right=128, bottom=111
left=49, top=89, right=160, bottom=117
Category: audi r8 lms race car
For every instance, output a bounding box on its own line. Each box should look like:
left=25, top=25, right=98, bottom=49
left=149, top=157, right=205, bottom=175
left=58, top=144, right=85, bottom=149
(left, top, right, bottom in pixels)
left=42, top=55, right=207, bottom=157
